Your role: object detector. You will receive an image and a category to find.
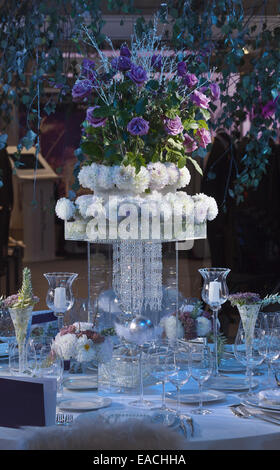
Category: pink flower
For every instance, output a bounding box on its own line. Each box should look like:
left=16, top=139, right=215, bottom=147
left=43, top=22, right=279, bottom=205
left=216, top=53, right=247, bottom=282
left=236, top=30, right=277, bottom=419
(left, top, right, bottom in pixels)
left=190, top=90, right=210, bottom=109
left=196, top=128, right=211, bottom=148
left=183, top=133, right=198, bottom=153
left=163, top=115, right=184, bottom=135
left=209, top=83, right=221, bottom=101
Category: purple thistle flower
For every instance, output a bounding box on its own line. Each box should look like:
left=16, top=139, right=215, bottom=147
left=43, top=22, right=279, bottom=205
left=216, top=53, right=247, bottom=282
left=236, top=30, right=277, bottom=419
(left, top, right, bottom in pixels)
left=228, top=292, right=261, bottom=306
left=190, top=89, right=210, bottom=109
left=184, top=73, right=198, bottom=88
left=120, top=44, right=131, bottom=58
left=177, top=61, right=187, bottom=77
left=72, top=79, right=93, bottom=102
left=127, top=65, right=148, bottom=87
left=111, top=56, right=132, bottom=72
left=127, top=117, right=149, bottom=136
left=86, top=106, right=107, bottom=128
left=163, top=115, right=184, bottom=136
left=151, top=54, right=162, bottom=71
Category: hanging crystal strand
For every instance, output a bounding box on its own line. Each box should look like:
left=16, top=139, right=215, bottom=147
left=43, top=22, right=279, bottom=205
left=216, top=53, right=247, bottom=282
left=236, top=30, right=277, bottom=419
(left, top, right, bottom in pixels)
left=131, top=241, right=144, bottom=314
left=144, top=241, right=163, bottom=312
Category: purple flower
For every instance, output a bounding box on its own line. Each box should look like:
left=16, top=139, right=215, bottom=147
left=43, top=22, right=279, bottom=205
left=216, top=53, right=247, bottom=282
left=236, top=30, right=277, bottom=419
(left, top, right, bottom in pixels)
left=127, top=65, right=148, bottom=86
left=190, top=90, right=210, bottom=109
left=127, top=117, right=149, bottom=136
left=86, top=106, right=107, bottom=128
left=229, top=292, right=261, bottom=306
left=196, top=128, right=212, bottom=148
left=184, top=73, right=198, bottom=88
left=3, top=294, right=19, bottom=308
left=120, top=44, right=131, bottom=58
left=183, top=133, right=198, bottom=153
left=163, top=115, right=184, bottom=136
left=72, top=79, right=93, bottom=102
left=261, top=97, right=278, bottom=119
left=209, top=83, right=221, bottom=101
left=111, top=56, right=132, bottom=72
left=81, top=58, right=96, bottom=82
left=177, top=61, right=187, bottom=77
left=151, top=54, right=162, bottom=71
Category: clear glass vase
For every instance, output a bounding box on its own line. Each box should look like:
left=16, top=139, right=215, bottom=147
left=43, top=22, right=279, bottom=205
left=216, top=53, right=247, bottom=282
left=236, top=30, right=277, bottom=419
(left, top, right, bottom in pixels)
left=8, top=305, right=34, bottom=374
left=237, top=304, right=261, bottom=345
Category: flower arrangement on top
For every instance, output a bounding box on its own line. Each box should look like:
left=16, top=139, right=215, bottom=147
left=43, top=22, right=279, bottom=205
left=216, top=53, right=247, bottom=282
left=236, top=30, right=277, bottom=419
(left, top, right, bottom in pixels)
left=3, top=267, right=39, bottom=310
left=55, top=19, right=218, bottom=241
left=228, top=292, right=280, bottom=308
left=52, top=322, right=113, bottom=365
left=160, top=300, right=214, bottom=342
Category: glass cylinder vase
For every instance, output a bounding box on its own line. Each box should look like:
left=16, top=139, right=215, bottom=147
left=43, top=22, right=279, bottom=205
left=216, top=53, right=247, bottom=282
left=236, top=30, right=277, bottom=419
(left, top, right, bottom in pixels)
left=8, top=305, right=34, bottom=374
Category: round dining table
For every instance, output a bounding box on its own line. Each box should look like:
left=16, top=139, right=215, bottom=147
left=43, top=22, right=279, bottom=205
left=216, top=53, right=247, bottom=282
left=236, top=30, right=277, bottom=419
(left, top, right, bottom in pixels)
left=0, top=363, right=280, bottom=451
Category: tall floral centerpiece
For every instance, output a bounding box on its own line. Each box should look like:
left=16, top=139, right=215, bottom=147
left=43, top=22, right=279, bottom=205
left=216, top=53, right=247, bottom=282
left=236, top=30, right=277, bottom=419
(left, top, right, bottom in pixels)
left=55, top=20, right=219, bottom=325
left=4, top=267, right=39, bottom=373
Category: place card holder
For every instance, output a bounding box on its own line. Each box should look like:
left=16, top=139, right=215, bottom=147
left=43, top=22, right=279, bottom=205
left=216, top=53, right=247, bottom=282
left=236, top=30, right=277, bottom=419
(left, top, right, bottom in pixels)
left=0, top=376, right=57, bottom=428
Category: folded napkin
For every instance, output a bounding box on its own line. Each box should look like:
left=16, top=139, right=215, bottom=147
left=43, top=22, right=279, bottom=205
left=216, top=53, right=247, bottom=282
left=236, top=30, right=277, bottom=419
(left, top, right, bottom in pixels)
left=258, top=389, right=280, bottom=405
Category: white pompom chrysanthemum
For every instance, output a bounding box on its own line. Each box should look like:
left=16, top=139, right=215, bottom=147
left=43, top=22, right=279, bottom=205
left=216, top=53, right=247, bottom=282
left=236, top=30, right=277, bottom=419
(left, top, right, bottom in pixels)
left=133, top=166, right=150, bottom=194
left=206, top=196, right=218, bottom=221
left=78, top=163, right=98, bottom=191
left=96, top=165, right=114, bottom=190
left=75, top=195, right=93, bottom=218
left=177, top=166, right=191, bottom=188
left=55, top=197, right=76, bottom=221
left=160, top=315, right=184, bottom=341
left=114, top=165, right=136, bottom=191
left=165, top=162, right=180, bottom=186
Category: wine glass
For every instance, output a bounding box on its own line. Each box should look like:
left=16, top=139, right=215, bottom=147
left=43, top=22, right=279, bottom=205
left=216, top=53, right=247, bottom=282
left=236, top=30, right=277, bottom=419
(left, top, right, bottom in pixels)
left=9, top=339, right=37, bottom=376
left=148, top=342, right=175, bottom=412
left=255, top=327, right=280, bottom=386
left=234, top=323, right=264, bottom=395
left=199, top=268, right=230, bottom=377
left=190, top=345, right=213, bottom=415
left=168, top=344, right=192, bottom=418
left=44, top=272, right=78, bottom=330
left=38, top=340, right=64, bottom=400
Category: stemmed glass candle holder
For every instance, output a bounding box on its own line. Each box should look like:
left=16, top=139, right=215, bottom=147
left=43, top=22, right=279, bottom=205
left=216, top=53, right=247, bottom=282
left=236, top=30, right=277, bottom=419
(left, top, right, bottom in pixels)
left=44, top=273, right=78, bottom=330
left=199, top=268, right=230, bottom=377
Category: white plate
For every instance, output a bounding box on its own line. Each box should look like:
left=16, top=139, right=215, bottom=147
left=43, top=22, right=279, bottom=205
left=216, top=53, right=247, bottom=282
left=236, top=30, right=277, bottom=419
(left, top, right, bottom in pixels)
left=206, top=376, right=258, bottom=391
left=167, top=389, right=226, bottom=404
left=101, top=409, right=178, bottom=428
left=58, top=397, right=112, bottom=412
left=63, top=376, right=98, bottom=390
left=241, top=393, right=280, bottom=413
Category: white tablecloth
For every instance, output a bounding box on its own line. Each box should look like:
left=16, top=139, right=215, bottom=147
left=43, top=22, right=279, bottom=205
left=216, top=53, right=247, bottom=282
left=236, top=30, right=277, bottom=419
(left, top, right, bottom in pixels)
left=0, top=369, right=280, bottom=450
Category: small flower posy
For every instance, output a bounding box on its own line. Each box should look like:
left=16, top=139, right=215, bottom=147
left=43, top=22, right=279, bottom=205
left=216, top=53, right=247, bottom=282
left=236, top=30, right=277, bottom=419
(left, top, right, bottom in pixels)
left=228, top=292, right=280, bottom=307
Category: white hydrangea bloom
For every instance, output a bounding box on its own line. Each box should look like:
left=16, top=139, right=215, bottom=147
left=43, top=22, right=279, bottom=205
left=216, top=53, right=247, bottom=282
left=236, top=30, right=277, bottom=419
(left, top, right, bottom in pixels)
left=114, top=165, right=136, bottom=191
left=76, top=335, right=96, bottom=363
left=193, top=198, right=208, bottom=224
left=78, top=163, right=98, bottom=191
left=177, top=166, right=191, bottom=188
left=133, top=166, right=150, bottom=194
left=165, top=162, right=180, bottom=186
left=147, top=162, right=169, bottom=190
left=55, top=198, right=76, bottom=221
left=206, top=196, right=218, bottom=221
left=160, top=315, right=184, bottom=341
left=196, top=316, right=212, bottom=337
left=75, top=194, right=93, bottom=218
left=53, top=333, right=77, bottom=360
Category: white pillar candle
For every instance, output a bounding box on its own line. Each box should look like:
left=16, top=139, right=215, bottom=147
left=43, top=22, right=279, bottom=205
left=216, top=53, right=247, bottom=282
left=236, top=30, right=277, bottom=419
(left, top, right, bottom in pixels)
left=54, top=287, right=66, bottom=310
left=208, top=281, right=221, bottom=303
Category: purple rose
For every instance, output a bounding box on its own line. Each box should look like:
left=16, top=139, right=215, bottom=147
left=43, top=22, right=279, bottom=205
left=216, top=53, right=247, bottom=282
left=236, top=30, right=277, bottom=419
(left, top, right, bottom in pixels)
left=190, top=90, right=210, bottom=109
left=184, top=73, right=198, bottom=88
left=127, top=65, right=148, bottom=86
left=111, top=56, right=132, bottom=72
left=196, top=128, right=211, bottom=148
left=127, top=117, right=149, bottom=136
left=120, top=44, right=131, bottom=58
left=72, top=79, right=93, bottom=102
left=261, top=97, right=278, bottom=119
left=81, top=58, right=96, bottom=82
left=163, top=115, right=184, bottom=135
left=86, top=106, right=107, bottom=128
left=209, top=83, right=221, bottom=101
left=151, top=54, right=162, bottom=71
left=177, top=61, right=187, bottom=77
left=183, top=133, right=198, bottom=153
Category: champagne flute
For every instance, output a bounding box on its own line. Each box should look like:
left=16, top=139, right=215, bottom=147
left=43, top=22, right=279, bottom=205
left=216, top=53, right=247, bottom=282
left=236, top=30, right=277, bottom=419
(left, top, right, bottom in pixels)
left=148, top=342, right=175, bottom=412
left=190, top=345, right=213, bottom=415
left=168, top=344, right=192, bottom=418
